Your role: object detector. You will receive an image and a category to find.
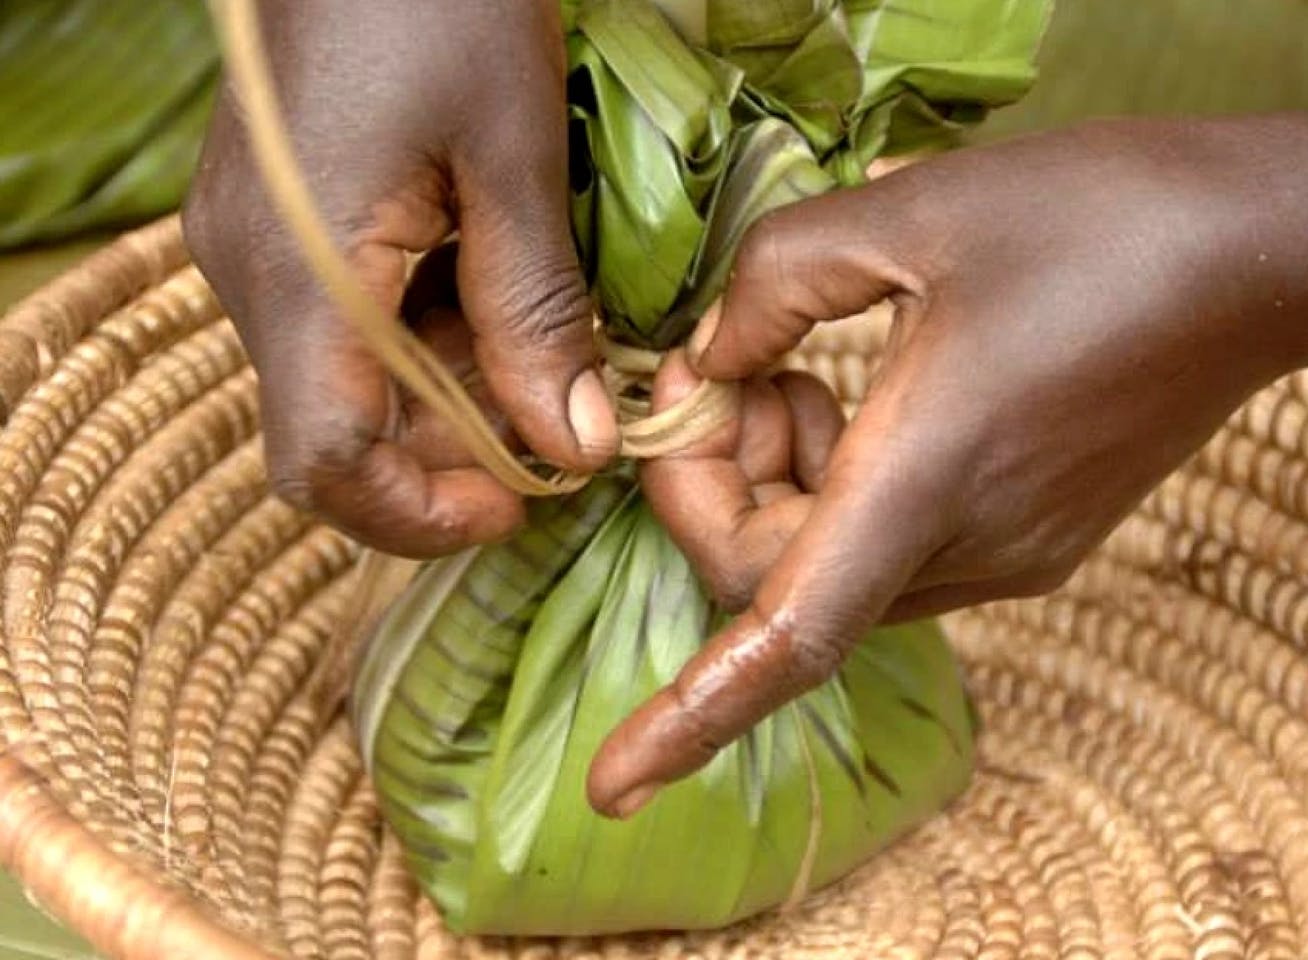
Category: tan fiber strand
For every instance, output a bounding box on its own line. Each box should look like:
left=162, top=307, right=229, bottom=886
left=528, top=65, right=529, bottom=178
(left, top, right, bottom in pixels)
left=6, top=216, right=1308, bottom=956
left=367, top=834, right=418, bottom=960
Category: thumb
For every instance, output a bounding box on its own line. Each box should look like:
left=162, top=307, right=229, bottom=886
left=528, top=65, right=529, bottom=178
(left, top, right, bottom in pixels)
left=586, top=387, right=952, bottom=818
left=453, top=144, right=619, bottom=473
left=690, top=185, right=925, bottom=382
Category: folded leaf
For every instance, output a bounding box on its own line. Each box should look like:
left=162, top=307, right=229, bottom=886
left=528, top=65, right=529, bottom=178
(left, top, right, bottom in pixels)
left=568, top=0, right=1052, bottom=340
left=357, top=485, right=974, bottom=935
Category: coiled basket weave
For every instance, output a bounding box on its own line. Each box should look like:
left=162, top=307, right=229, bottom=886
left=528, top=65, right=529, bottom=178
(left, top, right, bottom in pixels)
left=1, top=216, right=1307, bottom=960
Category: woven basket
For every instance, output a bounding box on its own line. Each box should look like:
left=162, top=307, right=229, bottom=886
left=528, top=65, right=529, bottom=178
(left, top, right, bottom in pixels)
left=1, top=216, right=1307, bottom=960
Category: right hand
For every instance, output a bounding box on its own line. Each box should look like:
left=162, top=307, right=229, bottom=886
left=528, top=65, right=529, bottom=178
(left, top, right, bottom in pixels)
left=184, top=0, right=618, bottom=558
left=591, top=115, right=1308, bottom=817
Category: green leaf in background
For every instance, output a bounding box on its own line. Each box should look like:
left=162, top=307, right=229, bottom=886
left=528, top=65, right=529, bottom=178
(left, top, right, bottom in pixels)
left=974, top=0, right=1308, bottom=144
left=356, top=485, right=974, bottom=936
left=0, top=0, right=218, bottom=250
left=0, top=871, right=97, bottom=960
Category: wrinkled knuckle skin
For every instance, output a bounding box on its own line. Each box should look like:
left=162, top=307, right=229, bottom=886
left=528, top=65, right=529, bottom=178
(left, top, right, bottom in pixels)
left=790, top=629, right=846, bottom=689
left=735, top=211, right=833, bottom=325
left=751, top=611, right=845, bottom=694
left=494, top=256, right=592, bottom=348
left=266, top=457, right=320, bottom=515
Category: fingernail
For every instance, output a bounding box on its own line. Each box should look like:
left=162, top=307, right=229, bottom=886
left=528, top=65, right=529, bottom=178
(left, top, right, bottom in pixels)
left=687, top=301, right=722, bottom=368
left=610, top=781, right=662, bottom=820
left=568, top=368, right=620, bottom=458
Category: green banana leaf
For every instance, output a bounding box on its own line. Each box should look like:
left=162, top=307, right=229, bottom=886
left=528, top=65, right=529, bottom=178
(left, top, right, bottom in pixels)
left=0, top=0, right=218, bottom=250
left=568, top=0, right=1051, bottom=346
left=355, top=479, right=974, bottom=936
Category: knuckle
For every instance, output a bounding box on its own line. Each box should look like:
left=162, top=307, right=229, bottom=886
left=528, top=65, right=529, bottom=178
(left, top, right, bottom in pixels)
left=790, top=629, right=846, bottom=689
left=266, top=456, right=320, bottom=513
left=493, top=255, right=591, bottom=347
left=734, top=210, right=834, bottom=324
left=262, top=411, right=375, bottom=516
left=758, top=611, right=845, bottom=691
left=706, top=568, right=754, bottom=615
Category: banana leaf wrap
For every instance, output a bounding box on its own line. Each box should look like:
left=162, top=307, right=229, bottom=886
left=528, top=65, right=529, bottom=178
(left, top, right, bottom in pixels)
left=355, top=479, right=975, bottom=935
left=356, top=0, right=1048, bottom=936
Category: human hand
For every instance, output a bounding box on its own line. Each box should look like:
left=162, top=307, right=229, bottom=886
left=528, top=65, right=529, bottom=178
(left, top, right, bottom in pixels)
left=184, top=0, right=617, bottom=557
left=589, top=115, right=1308, bottom=817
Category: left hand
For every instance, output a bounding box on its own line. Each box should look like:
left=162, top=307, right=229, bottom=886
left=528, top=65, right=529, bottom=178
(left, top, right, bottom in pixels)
left=586, top=115, right=1308, bottom=818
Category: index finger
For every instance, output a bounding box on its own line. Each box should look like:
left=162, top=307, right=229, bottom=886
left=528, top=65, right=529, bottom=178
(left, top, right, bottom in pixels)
left=586, top=404, right=949, bottom=818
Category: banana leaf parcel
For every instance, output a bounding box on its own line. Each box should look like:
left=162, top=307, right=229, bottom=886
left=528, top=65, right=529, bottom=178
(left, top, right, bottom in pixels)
left=354, top=0, right=1050, bottom=937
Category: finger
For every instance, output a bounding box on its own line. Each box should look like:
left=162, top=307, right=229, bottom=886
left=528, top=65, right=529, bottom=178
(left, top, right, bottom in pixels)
left=736, top=378, right=794, bottom=485
left=399, top=245, right=524, bottom=470
left=590, top=392, right=955, bottom=818
left=774, top=370, right=845, bottom=492
left=310, top=451, right=525, bottom=557
left=250, top=297, right=526, bottom=554
left=640, top=352, right=811, bottom=612
left=215, top=234, right=524, bottom=555
left=689, top=186, right=927, bottom=381
left=453, top=59, right=618, bottom=473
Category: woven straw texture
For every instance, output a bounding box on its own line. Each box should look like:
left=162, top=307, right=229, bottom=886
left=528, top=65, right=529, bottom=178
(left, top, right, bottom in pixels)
left=2, top=216, right=1308, bottom=960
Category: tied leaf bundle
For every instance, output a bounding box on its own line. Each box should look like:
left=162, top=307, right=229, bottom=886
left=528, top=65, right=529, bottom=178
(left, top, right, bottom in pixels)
left=355, top=480, right=976, bottom=935
left=355, top=0, right=1049, bottom=937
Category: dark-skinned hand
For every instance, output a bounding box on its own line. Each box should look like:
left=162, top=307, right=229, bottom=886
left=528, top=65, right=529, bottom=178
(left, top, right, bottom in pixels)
left=588, top=115, right=1308, bottom=818
left=183, top=0, right=618, bottom=558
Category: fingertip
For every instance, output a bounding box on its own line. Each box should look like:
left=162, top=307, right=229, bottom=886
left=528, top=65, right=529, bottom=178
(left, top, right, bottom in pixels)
left=402, top=468, right=528, bottom=557
left=586, top=688, right=708, bottom=818
left=444, top=470, right=528, bottom=542
left=641, top=350, right=740, bottom=467
left=649, top=348, right=706, bottom=411
left=567, top=367, right=620, bottom=466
